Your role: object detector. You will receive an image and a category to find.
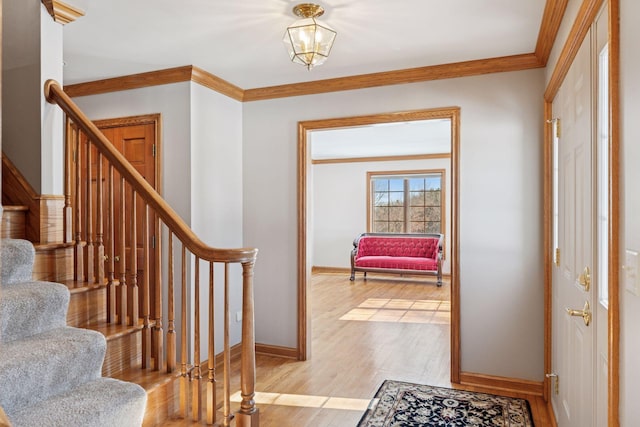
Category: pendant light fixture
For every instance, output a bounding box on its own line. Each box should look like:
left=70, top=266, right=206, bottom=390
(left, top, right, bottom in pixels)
left=283, top=3, right=337, bottom=70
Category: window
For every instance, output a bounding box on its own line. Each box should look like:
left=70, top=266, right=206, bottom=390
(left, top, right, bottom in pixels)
left=552, top=118, right=559, bottom=266
left=369, top=171, right=444, bottom=234
left=597, top=43, right=609, bottom=308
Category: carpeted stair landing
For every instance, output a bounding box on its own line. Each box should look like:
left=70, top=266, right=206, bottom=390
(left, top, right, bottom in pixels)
left=0, top=239, right=147, bottom=426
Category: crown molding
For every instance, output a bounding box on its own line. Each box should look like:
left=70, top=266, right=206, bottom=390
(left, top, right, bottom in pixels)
left=64, top=53, right=543, bottom=101
left=64, top=65, right=244, bottom=101
left=243, top=53, right=544, bottom=101
left=190, top=66, right=244, bottom=101
left=544, top=0, right=605, bottom=101
left=42, top=0, right=85, bottom=25
left=535, top=0, right=569, bottom=65
left=64, top=66, right=193, bottom=98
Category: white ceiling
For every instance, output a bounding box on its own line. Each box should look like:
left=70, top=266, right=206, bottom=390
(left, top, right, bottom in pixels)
left=62, top=0, right=547, bottom=89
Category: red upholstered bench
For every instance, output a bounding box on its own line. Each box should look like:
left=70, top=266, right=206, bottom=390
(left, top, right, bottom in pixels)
left=349, top=233, right=443, bottom=286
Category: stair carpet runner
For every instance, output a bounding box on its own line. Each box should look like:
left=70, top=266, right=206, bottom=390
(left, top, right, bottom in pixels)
left=0, top=238, right=147, bottom=426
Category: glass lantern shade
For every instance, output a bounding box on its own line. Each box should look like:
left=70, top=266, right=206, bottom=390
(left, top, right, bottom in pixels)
left=283, top=17, right=336, bottom=70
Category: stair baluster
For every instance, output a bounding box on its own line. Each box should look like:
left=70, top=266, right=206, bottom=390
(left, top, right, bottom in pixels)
left=64, top=119, right=73, bottom=243
left=180, top=245, right=189, bottom=419
left=96, top=151, right=105, bottom=283
left=130, top=189, right=139, bottom=324
left=153, top=218, right=164, bottom=371
left=142, top=203, right=152, bottom=369
left=207, top=261, right=217, bottom=424
left=119, top=176, right=128, bottom=326
left=106, top=165, right=116, bottom=323
left=192, top=257, right=202, bottom=421
left=223, top=263, right=232, bottom=425
left=45, top=79, right=260, bottom=426
left=74, top=127, right=84, bottom=281
left=167, top=232, right=176, bottom=373
left=85, top=138, right=95, bottom=283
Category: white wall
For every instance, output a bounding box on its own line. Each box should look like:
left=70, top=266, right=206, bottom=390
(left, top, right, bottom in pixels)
left=190, top=83, right=244, bottom=352
left=620, top=0, right=640, bottom=423
left=243, top=68, right=545, bottom=381
left=312, top=157, right=452, bottom=275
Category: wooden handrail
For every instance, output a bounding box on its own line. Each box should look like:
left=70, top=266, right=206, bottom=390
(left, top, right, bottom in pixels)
left=47, top=79, right=259, bottom=425
left=44, top=79, right=258, bottom=265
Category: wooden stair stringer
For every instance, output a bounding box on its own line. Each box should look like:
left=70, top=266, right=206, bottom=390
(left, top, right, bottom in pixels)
left=1, top=154, right=65, bottom=244
left=33, top=242, right=74, bottom=282
left=1, top=205, right=28, bottom=239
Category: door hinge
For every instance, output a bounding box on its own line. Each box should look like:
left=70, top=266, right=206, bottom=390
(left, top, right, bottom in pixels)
left=546, top=373, right=559, bottom=395
left=554, top=248, right=560, bottom=267
left=152, top=144, right=156, bottom=157
left=546, top=118, right=561, bottom=138
left=152, top=235, right=156, bottom=249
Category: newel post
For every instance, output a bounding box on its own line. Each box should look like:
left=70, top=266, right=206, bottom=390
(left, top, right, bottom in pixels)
left=236, top=260, right=259, bottom=426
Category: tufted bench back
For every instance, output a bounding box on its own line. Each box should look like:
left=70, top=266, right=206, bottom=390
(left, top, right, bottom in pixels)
left=356, top=235, right=439, bottom=259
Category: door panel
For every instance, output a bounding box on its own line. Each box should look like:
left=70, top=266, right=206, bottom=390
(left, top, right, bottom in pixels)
left=551, top=33, right=595, bottom=427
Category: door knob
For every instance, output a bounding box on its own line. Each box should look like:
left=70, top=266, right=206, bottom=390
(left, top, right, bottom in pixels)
left=577, top=266, right=591, bottom=292
left=566, top=300, right=591, bottom=326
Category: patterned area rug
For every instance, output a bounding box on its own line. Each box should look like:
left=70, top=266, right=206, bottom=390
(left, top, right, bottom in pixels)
left=357, top=380, right=534, bottom=427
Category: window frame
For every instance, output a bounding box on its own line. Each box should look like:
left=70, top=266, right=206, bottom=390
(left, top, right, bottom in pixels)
left=367, top=169, right=446, bottom=236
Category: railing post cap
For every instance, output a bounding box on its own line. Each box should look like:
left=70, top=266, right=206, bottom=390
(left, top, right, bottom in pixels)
left=44, top=79, right=61, bottom=103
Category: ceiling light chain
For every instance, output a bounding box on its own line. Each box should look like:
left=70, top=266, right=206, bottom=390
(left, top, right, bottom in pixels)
left=283, top=3, right=337, bottom=70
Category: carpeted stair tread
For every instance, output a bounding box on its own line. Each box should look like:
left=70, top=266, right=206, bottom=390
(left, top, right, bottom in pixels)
left=8, top=377, right=147, bottom=427
left=1, top=238, right=147, bottom=425
left=0, top=281, right=69, bottom=343
left=1, top=239, right=35, bottom=285
left=0, top=326, right=106, bottom=414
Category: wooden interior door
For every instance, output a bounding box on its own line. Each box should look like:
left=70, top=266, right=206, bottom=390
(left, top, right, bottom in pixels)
left=551, top=33, right=596, bottom=427
left=79, top=115, right=160, bottom=321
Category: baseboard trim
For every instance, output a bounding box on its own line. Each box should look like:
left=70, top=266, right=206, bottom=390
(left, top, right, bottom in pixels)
left=311, top=266, right=351, bottom=274
left=310, top=266, right=454, bottom=280
left=459, top=372, right=544, bottom=397
left=255, top=343, right=298, bottom=359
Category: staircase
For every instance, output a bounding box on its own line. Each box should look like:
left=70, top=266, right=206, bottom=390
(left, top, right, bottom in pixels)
left=0, top=238, right=147, bottom=426
left=0, top=79, right=260, bottom=426
left=0, top=204, right=182, bottom=426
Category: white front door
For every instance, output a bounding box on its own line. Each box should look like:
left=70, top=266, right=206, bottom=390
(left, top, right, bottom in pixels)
left=551, top=32, right=596, bottom=427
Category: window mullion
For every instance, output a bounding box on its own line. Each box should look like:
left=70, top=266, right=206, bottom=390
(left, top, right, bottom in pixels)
left=404, top=179, right=409, bottom=233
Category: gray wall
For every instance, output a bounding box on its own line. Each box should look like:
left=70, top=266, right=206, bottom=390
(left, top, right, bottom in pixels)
left=243, top=68, right=545, bottom=381
left=2, top=1, right=63, bottom=194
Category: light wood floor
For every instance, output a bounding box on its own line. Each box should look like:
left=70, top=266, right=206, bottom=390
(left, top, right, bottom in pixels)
left=163, top=273, right=552, bottom=426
